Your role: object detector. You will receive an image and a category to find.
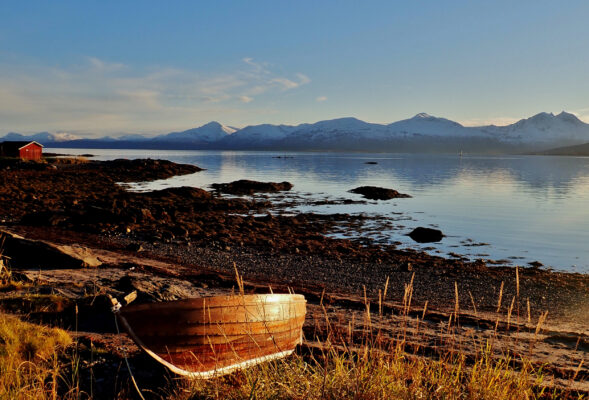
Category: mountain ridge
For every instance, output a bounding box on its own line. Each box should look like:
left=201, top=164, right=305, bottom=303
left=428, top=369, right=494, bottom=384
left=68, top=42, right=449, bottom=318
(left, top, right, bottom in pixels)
left=3, top=111, right=589, bottom=154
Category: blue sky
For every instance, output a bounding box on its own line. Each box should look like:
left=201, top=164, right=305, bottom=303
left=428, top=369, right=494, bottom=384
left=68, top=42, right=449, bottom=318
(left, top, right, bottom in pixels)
left=1, top=1, right=588, bottom=136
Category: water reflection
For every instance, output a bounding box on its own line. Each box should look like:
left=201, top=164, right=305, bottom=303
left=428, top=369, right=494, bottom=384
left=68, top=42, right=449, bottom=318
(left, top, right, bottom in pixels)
left=49, top=149, right=589, bottom=273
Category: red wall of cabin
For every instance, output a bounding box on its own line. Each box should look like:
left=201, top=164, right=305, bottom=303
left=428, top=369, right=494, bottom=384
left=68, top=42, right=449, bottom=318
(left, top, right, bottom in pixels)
left=19, top=143, right=42, bottom=160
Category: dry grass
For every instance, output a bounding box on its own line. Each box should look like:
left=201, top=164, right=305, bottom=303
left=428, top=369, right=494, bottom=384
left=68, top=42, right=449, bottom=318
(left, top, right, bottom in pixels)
left=0, top=261, right=585, bottom=399
left=0, top=255, right=82, bottom=399
left=166, top=343, right=552, bottom=400
left=0, top=253, right=12, bottom=287
left=0, top=312, right=72, bottom=399
left=45, top=156, right=89, bottom=165
left=0, top=300, right=573, bottom=400
left=160, top=272, right=583, bottom=400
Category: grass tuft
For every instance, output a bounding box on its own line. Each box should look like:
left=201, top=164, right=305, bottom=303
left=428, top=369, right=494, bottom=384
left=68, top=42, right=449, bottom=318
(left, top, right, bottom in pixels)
left=0, top=312, right=72, bottom=399
left=166, top=341, right=551, bottom=400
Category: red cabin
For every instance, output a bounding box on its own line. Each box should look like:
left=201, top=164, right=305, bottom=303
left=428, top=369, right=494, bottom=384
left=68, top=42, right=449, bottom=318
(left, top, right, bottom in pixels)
left=0, top=141, right=44, bottom=160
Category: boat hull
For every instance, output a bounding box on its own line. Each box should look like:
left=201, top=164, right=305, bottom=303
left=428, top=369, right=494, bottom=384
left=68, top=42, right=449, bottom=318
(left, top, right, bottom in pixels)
left=118, top=294, right=306, bottom=378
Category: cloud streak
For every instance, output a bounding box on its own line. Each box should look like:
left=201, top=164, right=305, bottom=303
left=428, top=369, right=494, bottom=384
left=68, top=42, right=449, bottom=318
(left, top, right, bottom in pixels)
left=0, top=57, right=310, bottom=135
left=571, top=108, right=589, bottom=124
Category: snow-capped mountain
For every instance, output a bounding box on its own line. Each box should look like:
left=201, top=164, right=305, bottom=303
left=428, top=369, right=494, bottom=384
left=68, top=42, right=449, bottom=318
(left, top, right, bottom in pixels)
left=221, top=123, right=299, bottom=147
left=51, top=132, right=82, bottom=141
left=1, top=131, right=82, bottom=143
left=388, top=113, right=469, bottom=137
left=277, top=118, right=393, bottom=150
left=117, top=134, right=149, bottom=141
left=479, top=112, right=589, bottom=146
left=222, top=117, right=394, bottom=148
left=155, top=121, right=236, bottom=143
left=300, top=117, right=374, bottom=132
left=292, top=117, right=387, bottom=138
left=278, top=112, right=589, bottom=151
left=4, top=111, right=589, bottom=153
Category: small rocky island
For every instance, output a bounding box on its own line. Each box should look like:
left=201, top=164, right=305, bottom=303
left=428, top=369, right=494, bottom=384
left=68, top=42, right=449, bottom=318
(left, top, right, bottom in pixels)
left=211, top=179, right=293, bottom=195
left=408, top=227, right=444, bottom=243
left=349, top=185, right=412, bottom=200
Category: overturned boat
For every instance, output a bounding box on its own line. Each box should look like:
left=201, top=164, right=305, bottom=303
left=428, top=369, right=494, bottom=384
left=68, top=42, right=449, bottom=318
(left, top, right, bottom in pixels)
left=116, top=293, right=307, bottom=378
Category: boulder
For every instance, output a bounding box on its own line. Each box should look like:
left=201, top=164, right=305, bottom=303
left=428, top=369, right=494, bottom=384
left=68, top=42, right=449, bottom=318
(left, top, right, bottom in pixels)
left=528, top=261, right=543, bottom=268
left=408, top=227, right=444, bottom=243
left=0, top=230, right=102, bottom=269
left=212, top=180, right=293, bottom=195
left=349, top=186, right=411, bottom=200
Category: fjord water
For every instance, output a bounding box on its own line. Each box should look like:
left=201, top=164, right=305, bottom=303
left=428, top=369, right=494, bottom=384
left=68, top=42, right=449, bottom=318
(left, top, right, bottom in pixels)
left=51, top=149, right=589, bottom=273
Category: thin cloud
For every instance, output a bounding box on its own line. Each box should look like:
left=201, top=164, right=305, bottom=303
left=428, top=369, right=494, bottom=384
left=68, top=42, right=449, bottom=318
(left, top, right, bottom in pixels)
left=241, top=57, right=271, bottom=75
left=316, top=96, right=328, bottom=102
left=270, top=78, right=300, bottom=90
left=0, top=57, right=311, bottom=134
left=270, top=74, right=311, bottom=91
left=460, top=117, right=521, bottom=127
left=570, top=108, right=589, bottom=124
left=577, top=114, right=589, bottom=124
left=87, top=57, right=126, bottom=73
left=571, top=107, right=589, bottom=114
left=296, top=73, right=311, bottom=85
left=116, top=90, right=161, bottom=110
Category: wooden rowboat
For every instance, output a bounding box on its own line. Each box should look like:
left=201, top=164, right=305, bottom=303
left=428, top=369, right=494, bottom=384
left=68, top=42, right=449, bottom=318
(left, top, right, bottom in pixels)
left=117, top=293, right=306, bottom=378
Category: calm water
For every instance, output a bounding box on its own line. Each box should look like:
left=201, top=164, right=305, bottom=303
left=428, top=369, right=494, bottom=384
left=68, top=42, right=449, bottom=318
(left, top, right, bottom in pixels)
left=49, top=148, right=589, bottom=273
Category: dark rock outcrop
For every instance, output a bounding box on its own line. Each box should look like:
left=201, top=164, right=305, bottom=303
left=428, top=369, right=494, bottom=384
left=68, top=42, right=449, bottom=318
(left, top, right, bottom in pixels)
left=529, top=261, right=543, bottom=268
left=211, top=180, right=293, bottom=195
left=0, top=230, right=102, bottom=269
left=349, top=186, right=411, bottom=200
left=408, top=227, right=444, bottom=243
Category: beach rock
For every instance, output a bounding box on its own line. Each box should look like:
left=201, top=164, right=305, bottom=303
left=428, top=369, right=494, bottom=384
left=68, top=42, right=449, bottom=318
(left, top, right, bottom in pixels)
left=126, top=243, right=144, bottom=252
left=408, top=227, right=443, bottom=243
left=400, top=262, right=413, bottom=272
left=54, top=244, right=102, bottom=267
left=211, top=180, right=293, bottom=195
left=96, top=159, right=202, bottom=181
left=529, top=261, right=543, bottom=268
left=349, top=186, right=411, bottom=200
left=20, top=210, right=68, bottom=226
left=0, top=230, right=102, bottom=268
left=145, top=186, right=211, bottom=200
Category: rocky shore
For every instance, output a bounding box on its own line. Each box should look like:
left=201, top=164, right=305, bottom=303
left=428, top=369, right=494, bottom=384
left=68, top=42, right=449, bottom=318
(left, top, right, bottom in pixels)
left=1, top=157, right=588, bottom=395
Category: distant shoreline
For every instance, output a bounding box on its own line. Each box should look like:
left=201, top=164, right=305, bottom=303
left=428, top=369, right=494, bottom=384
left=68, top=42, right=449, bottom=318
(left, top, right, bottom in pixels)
left=526, top=141, right=589, bottom=156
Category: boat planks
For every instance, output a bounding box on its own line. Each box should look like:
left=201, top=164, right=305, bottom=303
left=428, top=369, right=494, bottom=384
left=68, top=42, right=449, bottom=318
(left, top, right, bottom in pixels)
left=118, top=293, right=306, bottom=378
